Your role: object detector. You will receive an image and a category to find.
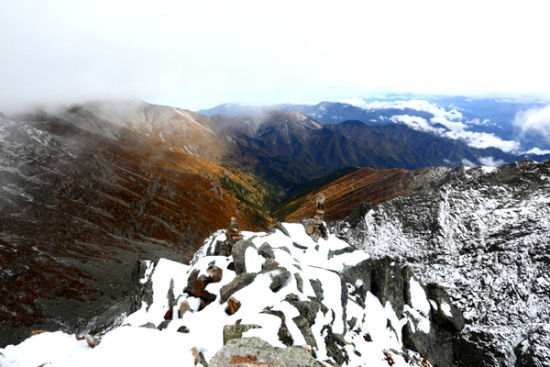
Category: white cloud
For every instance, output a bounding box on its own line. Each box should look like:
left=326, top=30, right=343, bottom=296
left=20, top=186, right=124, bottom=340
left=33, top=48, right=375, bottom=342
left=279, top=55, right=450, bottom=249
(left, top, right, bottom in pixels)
left=461, top=159, right=476, bottom=167
left=514, top=105, right=550, bottom=144
left=478, top=156, right=506, bottom=167
left=338, top=98, right=367, bottom=107
left=368, top=100, right=521, bottom=153
left=525, top=147, right=550, bottom=155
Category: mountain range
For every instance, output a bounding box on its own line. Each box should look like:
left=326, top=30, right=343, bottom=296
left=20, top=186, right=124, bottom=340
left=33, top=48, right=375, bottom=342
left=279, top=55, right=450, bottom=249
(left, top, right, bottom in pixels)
left=1, top=97, right=549, bottom=366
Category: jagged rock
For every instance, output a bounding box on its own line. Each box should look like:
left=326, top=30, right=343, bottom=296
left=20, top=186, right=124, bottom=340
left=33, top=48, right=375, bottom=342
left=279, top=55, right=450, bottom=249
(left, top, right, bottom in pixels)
left=179, top=299, right=192, bottom=318
left=294, top=273, right=304, bottom=293
left=185, top=277, right=217, bottom=305
left=425, top=283, right=464, bottom=332
left=514, top=325, right=550, bottom=367
left=335, top=161, right=550, bottom=367
left=323, top=326, right=348, bottom=365
left=226, top=296, right=241, bottom=315
left=232, top=240, right=258, bottom=275
left=262, top=259, right=280, bottom=272
left=177, top=325, right=190, bottom=333
left=207, top=265, right=223, bottom=283
left=84, top=334, right=99, bottom=348
left=261, top=310, right=294, bottom=347
left=157, top=320, right=171, bottom=330
left=208, top=240, right=233, bottom=257
left=258, top=242, right=275, bottom=259
left=274, top=222, right=291, bottom=237
left=309, top=279, right=323, bottom=301
left=210, top=337, right=322, bottom=367
left=223, top=324, right=261, bottom=345
left=220, top=273, right=257, bottom=303
left=139, top=322, right=156, bottom=329
left=269, top=268, right=291, bottom=292
left=129, top=260, right=155, bottom=313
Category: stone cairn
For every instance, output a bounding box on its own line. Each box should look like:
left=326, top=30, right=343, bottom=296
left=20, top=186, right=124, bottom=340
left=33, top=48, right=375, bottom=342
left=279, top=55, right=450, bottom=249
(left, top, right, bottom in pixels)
left=304, top=193, right=329, bottom=241
left=226, top=216, right=243, bottom=245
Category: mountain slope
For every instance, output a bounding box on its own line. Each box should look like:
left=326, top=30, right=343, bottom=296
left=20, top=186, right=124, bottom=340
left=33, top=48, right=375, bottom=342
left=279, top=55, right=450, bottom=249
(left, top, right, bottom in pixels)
left=333, top=160, right=550, bottom=367
left=0, top=112, right=274, bottom=347
left=274, top=166, right=451, bottom=222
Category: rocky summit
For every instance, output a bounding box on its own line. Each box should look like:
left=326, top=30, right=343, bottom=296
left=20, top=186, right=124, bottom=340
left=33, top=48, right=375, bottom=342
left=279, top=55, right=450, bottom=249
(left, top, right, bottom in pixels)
left=1, top=222, right=467, bottom=367
left=333, top=159, right=550, bottom=367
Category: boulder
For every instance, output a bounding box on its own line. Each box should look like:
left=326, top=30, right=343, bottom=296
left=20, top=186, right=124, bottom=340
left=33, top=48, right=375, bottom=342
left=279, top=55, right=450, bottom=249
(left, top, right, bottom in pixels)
left=207, top=265, right=223, bottom=283
left=269, top=268, right=291, bottom=292
left=210, top=337, right=322, bottom=367
left=225, top=296, right=241, bottom=315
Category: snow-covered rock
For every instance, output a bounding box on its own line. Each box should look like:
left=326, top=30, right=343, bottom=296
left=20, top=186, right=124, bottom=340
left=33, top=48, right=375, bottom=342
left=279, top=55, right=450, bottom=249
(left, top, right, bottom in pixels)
left=0, top=223, right=464, bottom=367
left=333, top=160, right=550, bottom=367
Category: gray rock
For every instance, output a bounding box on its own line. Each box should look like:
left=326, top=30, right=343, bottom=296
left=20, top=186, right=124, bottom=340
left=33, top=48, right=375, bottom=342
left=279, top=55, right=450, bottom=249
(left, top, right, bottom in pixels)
left=210, top=337, right=322, bottom=367
left=514, top=325, right=550, bottom=367
left=258, top=242, right=275, bottom=259
left=294, top=273, right=304, bottom=293
left=219, top=273, right=257, bottom=303
left=269, top=268, right=291, bottom=292
left=231, top=240, right=257, bottom=275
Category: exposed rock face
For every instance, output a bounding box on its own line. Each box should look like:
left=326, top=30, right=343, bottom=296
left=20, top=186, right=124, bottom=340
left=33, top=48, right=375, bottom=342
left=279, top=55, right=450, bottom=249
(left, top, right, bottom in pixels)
left=333, top=160, right=550, bottom=367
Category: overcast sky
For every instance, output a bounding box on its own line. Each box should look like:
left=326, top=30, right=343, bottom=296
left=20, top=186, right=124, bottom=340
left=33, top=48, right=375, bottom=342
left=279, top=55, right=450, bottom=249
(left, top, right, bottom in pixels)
left=1, top=0, right=550, bottom=113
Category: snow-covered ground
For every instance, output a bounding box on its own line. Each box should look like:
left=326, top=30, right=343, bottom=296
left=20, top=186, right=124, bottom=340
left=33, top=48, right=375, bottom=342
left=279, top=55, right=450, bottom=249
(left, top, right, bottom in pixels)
left=1, top=223, right=445, bottom=367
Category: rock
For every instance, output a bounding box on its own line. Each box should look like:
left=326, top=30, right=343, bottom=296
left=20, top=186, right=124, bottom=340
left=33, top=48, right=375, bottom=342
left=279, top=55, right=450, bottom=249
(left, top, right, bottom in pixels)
left=261, top=310, right=294, bottom=347
left=226, top=296, right=241, bottom=315
left=30, top=330, right=50, bottom=337
left=426, top=283, right=465, bottom=332
left=185, top=277, right=217, bottom=306
left=179, top=299, right=192, bottom=318
left=269, top=268, right=291, bottom=292
left=210, top=337, right=322, bottom=367
left=164, top=308, right=173, bottom=320
left=274, top=222, right=290, bottom=237
left=309, top=279, right=323, bottom=301
left=140, top=322, right=156, bottom=329
left=185, top=278, right=207, bottom=297
left=84, top=334, right=99, bottom=348
left=177, top=325, right=190, bottom=333
left=207, top=265, right=223, bottom=283
left=220, top=273, right=257, bottom=303
left=157, top=320, right=171, bottom=330
left=129, top=260, right=155, bottom=313
left=262, top=259, right=280, bottom=272
left=258, top=242, right=275, bottom=259
left=232, top=240, right=257, bottom=275
left=294, top=273, right=304, bottom=293
left=223, top=324, right=261, bottom=345
left=209, top=240, right=233, bottom=257
left=514, top=325, right=550, bottom=367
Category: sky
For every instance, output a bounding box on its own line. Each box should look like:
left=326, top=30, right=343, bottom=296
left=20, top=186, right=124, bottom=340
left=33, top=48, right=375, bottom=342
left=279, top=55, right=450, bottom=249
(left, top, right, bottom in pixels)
left=1, top=0, right=550, bottom=113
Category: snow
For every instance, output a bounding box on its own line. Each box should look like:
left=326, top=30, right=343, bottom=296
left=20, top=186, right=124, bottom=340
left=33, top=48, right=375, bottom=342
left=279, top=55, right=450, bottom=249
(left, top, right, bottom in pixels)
left=1, top=222, right=433, bottom=367
left=440, top=302, right=452, bottom=317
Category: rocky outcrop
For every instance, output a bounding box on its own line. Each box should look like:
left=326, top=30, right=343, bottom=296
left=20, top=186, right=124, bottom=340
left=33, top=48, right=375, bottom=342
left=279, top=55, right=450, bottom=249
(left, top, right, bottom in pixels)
left=334, top=160, right=550, bottom=367
left=210, top=337, right=322, bottom=367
